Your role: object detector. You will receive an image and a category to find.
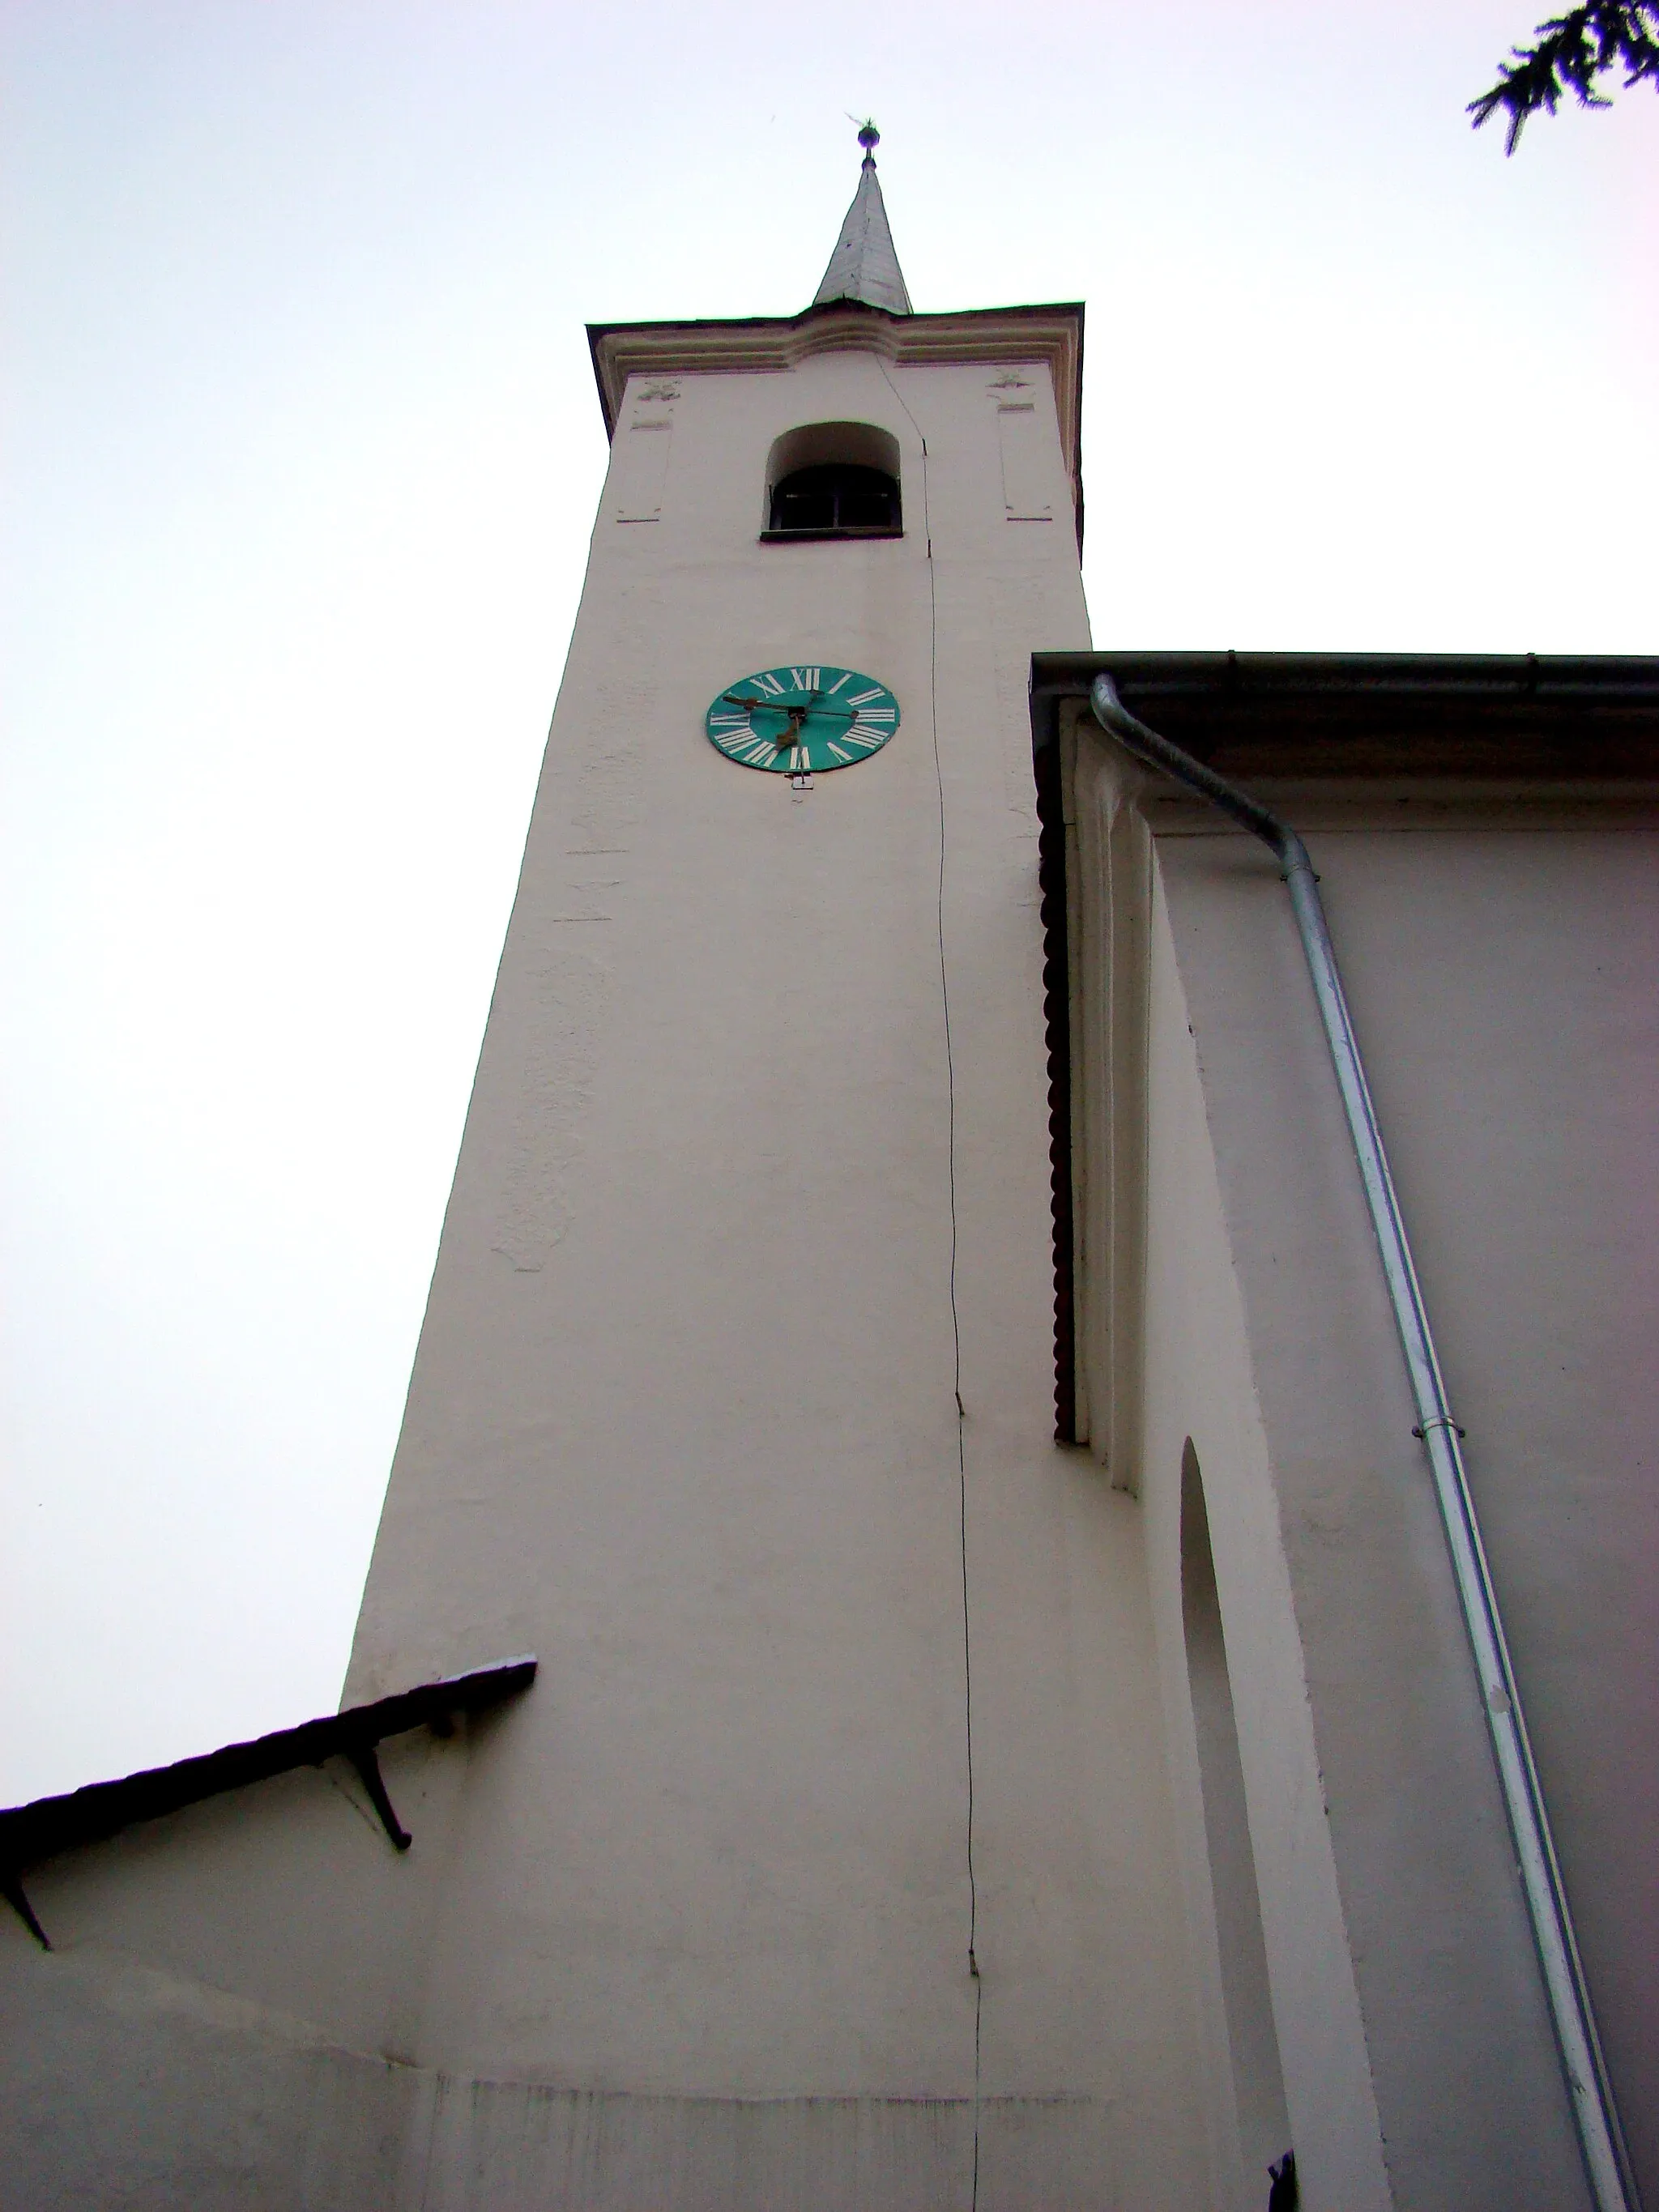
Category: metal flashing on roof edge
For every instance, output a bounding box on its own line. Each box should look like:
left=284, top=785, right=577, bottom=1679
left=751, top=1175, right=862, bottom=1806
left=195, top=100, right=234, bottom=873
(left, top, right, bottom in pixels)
left=0, top=1656, right=537, bottom=1950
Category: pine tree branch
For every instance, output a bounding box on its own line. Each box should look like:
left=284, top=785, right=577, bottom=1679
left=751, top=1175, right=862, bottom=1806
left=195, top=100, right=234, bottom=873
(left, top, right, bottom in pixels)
left=1469, top=2, right=1659, bottom=151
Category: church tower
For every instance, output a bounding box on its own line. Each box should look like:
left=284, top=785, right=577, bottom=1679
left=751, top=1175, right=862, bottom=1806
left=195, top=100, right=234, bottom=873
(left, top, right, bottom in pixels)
left=1, top=135, right=1294, bottom=2212
left=13, top=125, right=1648, bottom=2212
left=335, top=130, right=1213, bottom=2202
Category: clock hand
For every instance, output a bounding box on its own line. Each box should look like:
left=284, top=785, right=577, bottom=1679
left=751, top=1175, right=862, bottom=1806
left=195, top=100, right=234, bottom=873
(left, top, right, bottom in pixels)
left=720, top=690, right=801, bottom=746
left=724, top=686, right=838, bottom=705
left=722, top=689, right=864, bottom=719
left=718, top=690, right=870, bottom=742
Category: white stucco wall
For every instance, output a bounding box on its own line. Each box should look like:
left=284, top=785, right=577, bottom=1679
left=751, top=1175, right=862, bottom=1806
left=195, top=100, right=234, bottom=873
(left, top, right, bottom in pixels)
left=2, top=330, right=1219, bottom=2209
left=1139, top=864, right=1394, bottom=2212
left=1066, top=713, right=1653, bottom=2209
left=337, top=335, right=1209, bottom=2198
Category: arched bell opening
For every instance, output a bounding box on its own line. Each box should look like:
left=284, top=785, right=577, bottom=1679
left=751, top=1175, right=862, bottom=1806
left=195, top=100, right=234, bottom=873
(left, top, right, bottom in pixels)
left=1181, top=1439, right=1294, bottom=2202
left=761, top=422, right=902, bottom=540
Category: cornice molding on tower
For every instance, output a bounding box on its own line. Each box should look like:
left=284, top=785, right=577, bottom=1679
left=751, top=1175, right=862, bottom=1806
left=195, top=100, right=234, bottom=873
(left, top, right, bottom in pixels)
left=587, top=301, right=1085, bottom=548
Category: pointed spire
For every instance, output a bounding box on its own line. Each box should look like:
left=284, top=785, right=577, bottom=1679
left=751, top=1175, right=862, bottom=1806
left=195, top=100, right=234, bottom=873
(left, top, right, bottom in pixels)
left=812, top=122, right=912, bottom=316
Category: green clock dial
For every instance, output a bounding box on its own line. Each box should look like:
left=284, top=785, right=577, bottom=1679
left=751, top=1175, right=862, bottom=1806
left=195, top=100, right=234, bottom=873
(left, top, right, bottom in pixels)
left=705, top=665, right=900, bottom=775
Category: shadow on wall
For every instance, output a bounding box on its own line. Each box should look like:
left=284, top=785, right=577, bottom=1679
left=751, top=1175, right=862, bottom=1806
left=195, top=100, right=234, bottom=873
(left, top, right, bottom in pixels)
left=1182, top=1438, right=1297, bottom=2210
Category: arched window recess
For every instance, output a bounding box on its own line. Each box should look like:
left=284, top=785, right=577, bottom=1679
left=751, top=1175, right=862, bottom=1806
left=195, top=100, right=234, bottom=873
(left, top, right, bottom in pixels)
left=1180, top=1440, right=1294, bottom=2199
left=761, top=422, right=902, bottom=543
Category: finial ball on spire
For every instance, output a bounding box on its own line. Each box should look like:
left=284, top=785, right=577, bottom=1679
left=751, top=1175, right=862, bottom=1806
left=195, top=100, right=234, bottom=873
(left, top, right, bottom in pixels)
left=857, top=119, right=881, bottom=158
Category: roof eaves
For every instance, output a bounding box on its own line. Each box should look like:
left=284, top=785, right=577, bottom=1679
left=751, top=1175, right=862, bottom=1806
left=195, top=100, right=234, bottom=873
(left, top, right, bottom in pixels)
left=0, top=1656, right=538, bottom=1946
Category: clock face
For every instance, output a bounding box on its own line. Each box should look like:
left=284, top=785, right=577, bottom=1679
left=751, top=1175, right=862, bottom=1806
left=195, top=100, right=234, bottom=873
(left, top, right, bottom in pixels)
left=705, top=665, right=900, bottom=774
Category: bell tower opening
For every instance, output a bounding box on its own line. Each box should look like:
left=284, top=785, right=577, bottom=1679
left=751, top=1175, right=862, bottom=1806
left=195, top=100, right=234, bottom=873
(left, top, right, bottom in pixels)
left=761, top=420, right=902, bottom=540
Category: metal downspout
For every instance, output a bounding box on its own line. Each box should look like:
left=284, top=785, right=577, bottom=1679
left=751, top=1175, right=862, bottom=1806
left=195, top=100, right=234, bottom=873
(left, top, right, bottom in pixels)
left=1088, top=674, right=1636, bottom=2212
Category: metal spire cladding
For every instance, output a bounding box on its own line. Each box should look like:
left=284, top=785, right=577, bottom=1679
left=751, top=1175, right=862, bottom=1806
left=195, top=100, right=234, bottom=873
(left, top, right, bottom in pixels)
left=812, top=123, right=913, bottom=316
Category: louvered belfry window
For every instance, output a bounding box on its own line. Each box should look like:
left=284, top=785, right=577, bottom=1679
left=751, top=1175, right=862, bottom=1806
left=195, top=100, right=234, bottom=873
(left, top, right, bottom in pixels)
left=768, top=462, right=901, bottom=538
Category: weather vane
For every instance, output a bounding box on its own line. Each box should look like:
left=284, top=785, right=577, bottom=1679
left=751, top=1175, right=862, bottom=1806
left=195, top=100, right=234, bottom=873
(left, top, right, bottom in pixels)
left=847, top=114, right=881, bottom=163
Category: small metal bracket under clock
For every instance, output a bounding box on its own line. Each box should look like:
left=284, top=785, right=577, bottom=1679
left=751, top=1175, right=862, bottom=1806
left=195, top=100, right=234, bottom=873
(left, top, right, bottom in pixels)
left=791, top=773, right=813, bottom=792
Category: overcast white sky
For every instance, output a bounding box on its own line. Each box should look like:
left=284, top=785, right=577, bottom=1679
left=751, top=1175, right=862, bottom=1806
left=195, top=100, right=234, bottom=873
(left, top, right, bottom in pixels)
left=3, top=0, right=1655, bottom=1805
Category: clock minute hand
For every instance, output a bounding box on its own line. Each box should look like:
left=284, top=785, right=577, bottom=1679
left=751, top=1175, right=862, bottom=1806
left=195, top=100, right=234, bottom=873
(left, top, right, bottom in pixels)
left=721, top=691, right=860, bottom=722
